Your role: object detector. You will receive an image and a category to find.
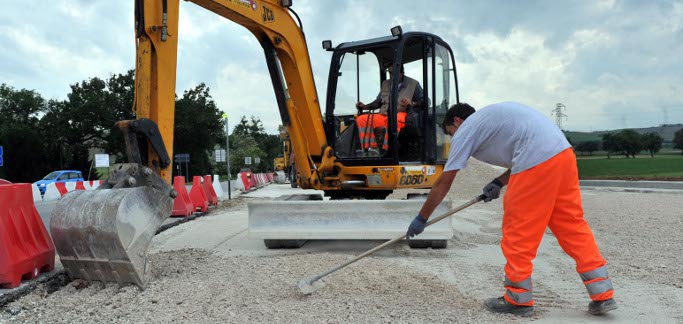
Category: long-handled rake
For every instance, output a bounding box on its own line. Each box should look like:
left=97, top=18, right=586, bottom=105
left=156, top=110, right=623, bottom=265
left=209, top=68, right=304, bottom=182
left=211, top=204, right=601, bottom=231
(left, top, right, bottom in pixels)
left=298, top=194, right=486, bottom=295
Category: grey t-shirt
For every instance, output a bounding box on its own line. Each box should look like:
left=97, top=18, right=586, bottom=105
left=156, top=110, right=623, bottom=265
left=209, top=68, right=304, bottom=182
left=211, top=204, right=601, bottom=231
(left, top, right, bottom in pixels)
left=444, top=102, right=571, bottom=174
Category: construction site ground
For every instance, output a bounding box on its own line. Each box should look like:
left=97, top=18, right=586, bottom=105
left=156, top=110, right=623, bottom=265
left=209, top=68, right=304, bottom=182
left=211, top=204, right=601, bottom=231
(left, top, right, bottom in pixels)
left=2, top=160, right=682, bottom=323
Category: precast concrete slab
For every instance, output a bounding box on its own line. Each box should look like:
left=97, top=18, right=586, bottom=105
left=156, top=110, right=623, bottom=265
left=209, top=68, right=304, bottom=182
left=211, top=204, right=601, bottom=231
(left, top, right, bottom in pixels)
left=248, top=200, right=453, bottom=240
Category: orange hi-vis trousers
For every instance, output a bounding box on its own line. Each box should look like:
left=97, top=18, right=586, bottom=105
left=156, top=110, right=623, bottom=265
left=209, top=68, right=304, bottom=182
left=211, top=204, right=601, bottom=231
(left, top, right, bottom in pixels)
left=356, top=112, right=407, bottom=150
left=501, top=148, right=614, bottom=306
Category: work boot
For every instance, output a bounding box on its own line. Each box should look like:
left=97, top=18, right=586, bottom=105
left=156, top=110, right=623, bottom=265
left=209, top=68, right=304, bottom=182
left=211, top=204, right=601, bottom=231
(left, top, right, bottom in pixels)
left=484, top=297, right=534, bottom=317
left=588, top=298, right=617, bottom=315
left=366, top=147, right=380, bottom=157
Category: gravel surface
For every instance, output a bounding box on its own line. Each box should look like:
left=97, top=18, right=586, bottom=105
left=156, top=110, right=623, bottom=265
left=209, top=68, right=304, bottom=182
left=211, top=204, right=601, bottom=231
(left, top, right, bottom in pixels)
left=1, top=249, right=502, bottom=323
left=2, top=159, right=682, bottom=323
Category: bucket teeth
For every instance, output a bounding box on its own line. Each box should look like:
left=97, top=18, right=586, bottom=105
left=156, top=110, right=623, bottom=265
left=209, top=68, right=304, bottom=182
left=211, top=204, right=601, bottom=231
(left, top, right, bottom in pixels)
left=50, top=187, right=173, bottom=288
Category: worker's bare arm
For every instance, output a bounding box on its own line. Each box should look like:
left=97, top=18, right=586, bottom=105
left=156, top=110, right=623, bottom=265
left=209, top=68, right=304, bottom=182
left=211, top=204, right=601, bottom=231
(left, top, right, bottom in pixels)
left=419, top=170, right=458, bottom=219
left=496, top=169, right=511, bottom=186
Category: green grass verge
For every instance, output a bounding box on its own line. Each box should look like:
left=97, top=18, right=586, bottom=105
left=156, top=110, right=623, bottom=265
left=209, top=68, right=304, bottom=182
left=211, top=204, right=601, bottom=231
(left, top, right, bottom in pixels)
left=576, top=152, right=683, bottom=180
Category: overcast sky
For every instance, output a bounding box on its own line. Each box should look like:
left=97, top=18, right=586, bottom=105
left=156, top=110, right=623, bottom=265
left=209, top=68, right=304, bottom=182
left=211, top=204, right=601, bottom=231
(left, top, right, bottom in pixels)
left=2, top=0, right=682, bottom=133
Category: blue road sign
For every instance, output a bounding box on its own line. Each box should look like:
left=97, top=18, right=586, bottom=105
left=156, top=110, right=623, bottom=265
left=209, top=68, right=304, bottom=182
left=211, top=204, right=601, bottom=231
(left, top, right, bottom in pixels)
left=0, top=145, right=3, bottom=167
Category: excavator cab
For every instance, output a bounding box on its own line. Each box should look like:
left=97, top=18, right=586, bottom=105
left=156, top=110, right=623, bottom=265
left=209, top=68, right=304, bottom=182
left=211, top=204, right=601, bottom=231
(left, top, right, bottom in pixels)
left=324, top=30, right=458, bottom=166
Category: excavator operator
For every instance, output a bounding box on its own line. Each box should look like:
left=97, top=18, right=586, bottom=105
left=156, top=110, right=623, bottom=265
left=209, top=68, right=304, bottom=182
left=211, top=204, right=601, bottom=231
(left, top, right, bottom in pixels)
left=355, top=65, right=423, bottom=155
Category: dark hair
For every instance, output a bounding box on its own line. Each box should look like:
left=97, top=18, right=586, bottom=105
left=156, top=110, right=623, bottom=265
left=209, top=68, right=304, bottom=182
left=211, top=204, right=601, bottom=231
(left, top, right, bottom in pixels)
left=441, top=103, right=476, bottom=130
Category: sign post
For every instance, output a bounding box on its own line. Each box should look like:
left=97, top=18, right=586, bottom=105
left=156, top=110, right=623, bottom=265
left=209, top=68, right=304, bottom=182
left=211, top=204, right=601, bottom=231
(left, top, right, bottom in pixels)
left=94, top=154, right=110, bottom=179
left=175, top=153, right=190, bottom=183
left=222, top=113, right=231, bottom=200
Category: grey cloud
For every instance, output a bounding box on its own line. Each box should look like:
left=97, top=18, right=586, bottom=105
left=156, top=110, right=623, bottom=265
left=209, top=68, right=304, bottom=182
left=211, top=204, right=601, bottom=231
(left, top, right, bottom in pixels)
left=2, top=0, right=682, bottom=132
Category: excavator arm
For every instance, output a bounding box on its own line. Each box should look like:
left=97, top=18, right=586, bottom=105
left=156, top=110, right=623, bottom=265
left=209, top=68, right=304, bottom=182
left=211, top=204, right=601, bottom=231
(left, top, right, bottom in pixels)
left=50, top=0, right=337, bottom=289
left=132, top=0, right=330, bottom=188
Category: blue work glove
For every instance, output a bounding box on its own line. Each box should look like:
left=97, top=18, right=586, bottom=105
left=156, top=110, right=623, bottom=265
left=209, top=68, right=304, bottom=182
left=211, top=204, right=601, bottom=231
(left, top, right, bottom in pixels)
left=406, top=214, right=428, bottom=239
left=482, top=178, right=503, bottom=202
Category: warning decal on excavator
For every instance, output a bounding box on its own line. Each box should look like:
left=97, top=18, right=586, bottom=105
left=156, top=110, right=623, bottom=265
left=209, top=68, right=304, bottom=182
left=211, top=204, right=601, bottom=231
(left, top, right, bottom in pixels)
left=232, top=0, right=258, bottom=11
left=401, top=166, right=423, bottom=175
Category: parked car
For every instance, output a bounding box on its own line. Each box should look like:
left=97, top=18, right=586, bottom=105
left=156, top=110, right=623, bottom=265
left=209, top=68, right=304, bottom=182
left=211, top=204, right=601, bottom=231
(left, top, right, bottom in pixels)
left=34, top=170, right=84, bottom=194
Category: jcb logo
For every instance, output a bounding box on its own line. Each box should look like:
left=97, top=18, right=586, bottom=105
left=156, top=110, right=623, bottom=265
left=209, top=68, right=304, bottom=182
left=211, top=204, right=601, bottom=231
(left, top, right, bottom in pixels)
left=262, top=5, right=275, bottom=23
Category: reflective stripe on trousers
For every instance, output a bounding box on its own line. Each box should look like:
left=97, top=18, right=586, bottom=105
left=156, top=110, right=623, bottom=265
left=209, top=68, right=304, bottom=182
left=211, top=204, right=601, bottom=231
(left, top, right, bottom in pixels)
left=356, top=113, right=386, bottom=149
left=580, top=265, right=614, bottom=301
left=504, top=277, right=533, bottom=306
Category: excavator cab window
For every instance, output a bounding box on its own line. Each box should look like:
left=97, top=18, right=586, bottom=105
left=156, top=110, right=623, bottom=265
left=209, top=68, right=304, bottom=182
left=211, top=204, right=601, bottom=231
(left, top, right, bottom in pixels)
left=328, top=47, right=390, bottom=159
left=325, top=32, right=459, bottom=166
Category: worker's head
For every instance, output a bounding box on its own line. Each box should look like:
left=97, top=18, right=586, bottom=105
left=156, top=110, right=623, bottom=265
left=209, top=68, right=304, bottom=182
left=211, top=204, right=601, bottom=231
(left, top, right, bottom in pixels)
left=387, top=65, right=405, bottom=79
left=441, top=103, right=476, bottom=136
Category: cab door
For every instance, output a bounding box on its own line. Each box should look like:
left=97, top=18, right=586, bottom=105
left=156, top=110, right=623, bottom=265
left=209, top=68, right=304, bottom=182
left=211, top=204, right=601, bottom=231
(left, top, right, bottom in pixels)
left=418, top=38, right=459, bottom=165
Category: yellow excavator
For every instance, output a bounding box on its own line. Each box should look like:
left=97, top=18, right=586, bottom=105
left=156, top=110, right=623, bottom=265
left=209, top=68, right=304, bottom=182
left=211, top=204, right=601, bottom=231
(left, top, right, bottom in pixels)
left=50, top=0, right=462, bottom=288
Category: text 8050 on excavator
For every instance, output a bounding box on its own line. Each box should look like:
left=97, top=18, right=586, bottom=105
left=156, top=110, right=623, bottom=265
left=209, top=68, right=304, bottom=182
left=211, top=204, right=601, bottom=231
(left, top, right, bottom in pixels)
left=50, top=0, right=462, bottom=288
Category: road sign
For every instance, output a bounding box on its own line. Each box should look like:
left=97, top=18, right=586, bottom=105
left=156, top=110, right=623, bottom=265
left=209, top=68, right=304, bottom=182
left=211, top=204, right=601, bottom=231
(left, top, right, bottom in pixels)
left=255, top=157, right=260, bottom=165
left=214, top=149, right=226, bottom=162
left=95, top=154, right=110, bottom=167
left=245, top=156, right=252, bottom=165
left=0, top=146, right=3, bottom=167
left=175, top=153, right=190, bottom=163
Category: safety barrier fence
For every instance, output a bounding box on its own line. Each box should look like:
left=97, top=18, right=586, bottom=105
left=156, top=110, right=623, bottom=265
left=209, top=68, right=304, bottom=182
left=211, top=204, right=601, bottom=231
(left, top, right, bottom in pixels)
left=1, top=172, right=275, bottom=290
left=40, top=180, right=104, bottom=202
left=0, top=183, right=56, bottom=289
left=234, top=172, right=274, bottom=192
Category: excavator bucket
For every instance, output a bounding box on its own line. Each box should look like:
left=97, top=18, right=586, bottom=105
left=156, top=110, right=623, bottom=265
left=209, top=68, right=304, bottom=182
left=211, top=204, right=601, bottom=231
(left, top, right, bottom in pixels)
left=248, top=199, right=453, bottom=245
left=50, top=164, right=174, bottom=288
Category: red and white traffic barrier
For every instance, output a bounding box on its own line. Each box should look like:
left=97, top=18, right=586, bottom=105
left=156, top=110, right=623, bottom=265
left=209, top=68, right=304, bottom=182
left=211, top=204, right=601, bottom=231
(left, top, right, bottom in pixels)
left=42, top=180, right=104, bottom=202
left=31, top=183, right=42, bottom=203
left=212, top=175, right=224, bottom=201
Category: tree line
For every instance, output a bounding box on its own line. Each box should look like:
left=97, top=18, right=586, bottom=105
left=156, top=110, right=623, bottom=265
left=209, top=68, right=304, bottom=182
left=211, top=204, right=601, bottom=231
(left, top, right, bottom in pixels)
left=0, top=70, right=282, bottom=183
left=571, top=129, right=683, bottom=158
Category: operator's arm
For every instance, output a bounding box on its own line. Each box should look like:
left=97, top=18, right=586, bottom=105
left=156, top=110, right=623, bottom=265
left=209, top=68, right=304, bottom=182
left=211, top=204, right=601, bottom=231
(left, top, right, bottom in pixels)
left=411, top=82, right=424, bottom=108
left=357, top=80, right=386, bottom=111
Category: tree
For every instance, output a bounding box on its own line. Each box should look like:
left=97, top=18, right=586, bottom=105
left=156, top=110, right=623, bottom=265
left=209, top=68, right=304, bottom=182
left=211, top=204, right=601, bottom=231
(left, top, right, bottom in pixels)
left=563, top=132, right=574, bottom=147
left=601, top=133, right=618, bottom=158
left=642, top=132, right=663, bottom=157
left=613, top=129, right=642, bottom=158
left=173, top=83, right=226, bottom=177
left=575, top=141, right=600, bottom=156
left=230, top=116, right=280, bottom=173
left=39, top=77, right=114, bottom=177
left=229, top=134, right=265, bottom=174
left=100, top=70, right=136, bottom=162
left=0, top=84, right=51, bottom=182
left=674, top=129, right=683, bottom=155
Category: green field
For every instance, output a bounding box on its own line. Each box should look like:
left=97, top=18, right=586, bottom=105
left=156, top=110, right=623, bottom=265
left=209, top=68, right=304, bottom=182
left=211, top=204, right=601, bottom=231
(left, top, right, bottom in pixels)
left=576, top=152, right=683, bottom=180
